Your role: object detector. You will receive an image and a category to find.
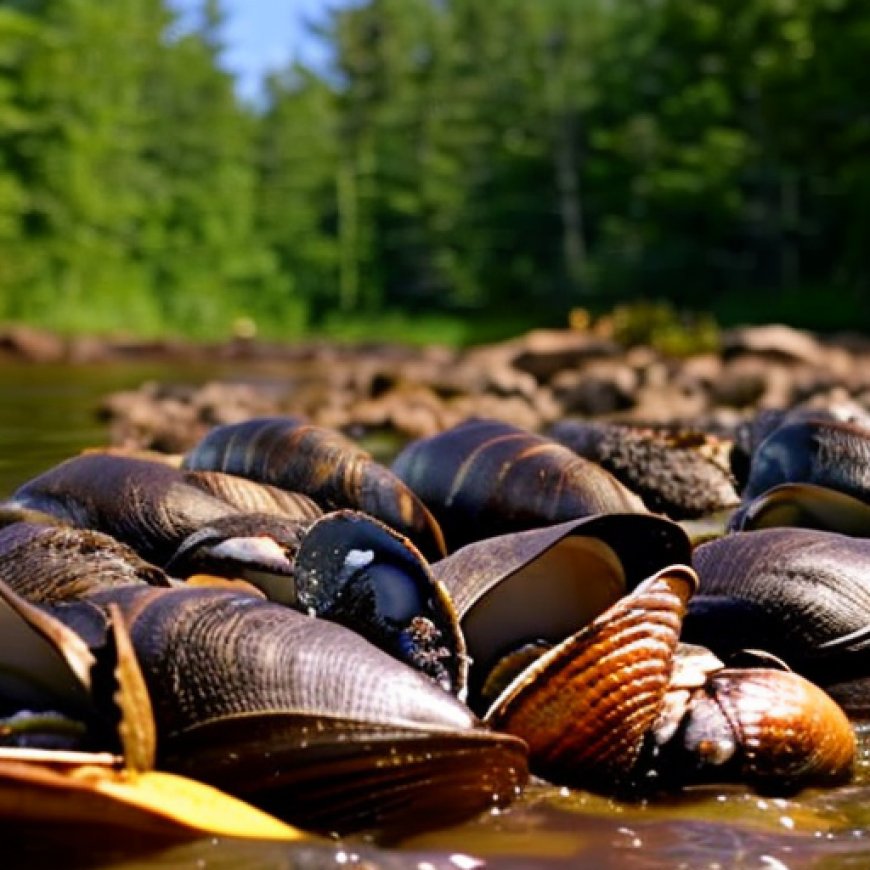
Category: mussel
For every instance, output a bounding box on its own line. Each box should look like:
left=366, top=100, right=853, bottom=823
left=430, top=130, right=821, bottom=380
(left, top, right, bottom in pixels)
left=742, top=416, right=870, bottom=503
left=648, top=650, right=855, bottom=791
left=549, top=420, right=739, bottom=519
left=431, top=513, right=693, bottom=709
left=4, top=453, right=311, bottom=571
left=0, top=517, right=466, bottom=695
left=0, top=578, right=309, bottom=843
left=683, top=528, right=870, bottom=695
left=729, top=483, right=870, bottom=536
left=393, top=418, right=647, bottom=551
left=182, top=417, right=448, bottom=560
left=42, top=583, right=527, bottom=834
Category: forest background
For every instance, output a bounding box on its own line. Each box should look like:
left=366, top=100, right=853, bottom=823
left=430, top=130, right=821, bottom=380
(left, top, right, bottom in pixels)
left=0, top=0, right=867, bottom=346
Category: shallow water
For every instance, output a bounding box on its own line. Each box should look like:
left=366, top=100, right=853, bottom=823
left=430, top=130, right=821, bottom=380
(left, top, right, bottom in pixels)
left=3, top=359, right=870, bottom=869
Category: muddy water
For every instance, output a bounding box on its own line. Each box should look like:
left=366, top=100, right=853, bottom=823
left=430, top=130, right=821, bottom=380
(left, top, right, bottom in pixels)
left=3, top=360, right=870, bottom=869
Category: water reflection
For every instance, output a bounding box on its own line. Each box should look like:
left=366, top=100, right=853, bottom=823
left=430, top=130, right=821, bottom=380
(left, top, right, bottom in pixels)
left=4, top=360, right=870, bottom=867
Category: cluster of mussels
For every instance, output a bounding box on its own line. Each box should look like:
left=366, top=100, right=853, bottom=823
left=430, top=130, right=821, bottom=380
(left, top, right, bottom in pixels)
left=1, top=408, right=868, bottom=838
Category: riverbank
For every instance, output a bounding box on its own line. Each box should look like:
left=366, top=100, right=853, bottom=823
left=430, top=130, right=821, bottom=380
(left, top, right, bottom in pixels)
left=36, top=321, right=863, bottom=455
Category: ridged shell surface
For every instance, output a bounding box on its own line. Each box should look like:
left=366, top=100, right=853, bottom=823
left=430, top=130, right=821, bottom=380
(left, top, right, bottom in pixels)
left=182, top=417, right=447, bottom=560
left=485, top=565, right=697, bottom=788
left=709, top=668, right=854, bottom=786
left=392, top=418, right=647, bottom=551
left=686, top=529, right=870, bottom=678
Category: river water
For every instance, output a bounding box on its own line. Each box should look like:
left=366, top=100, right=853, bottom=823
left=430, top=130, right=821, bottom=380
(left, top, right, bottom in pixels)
left=4, top=359, right=870, bottom=869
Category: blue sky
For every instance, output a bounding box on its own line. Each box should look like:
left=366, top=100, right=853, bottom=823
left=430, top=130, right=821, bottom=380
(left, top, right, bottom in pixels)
left=171, top=1, right=354, bottom=102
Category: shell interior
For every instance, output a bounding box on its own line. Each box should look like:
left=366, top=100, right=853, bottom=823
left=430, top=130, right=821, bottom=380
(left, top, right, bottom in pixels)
left=462, top=535, right=626, bottom=700
left=0, top=581, right=94, bottom=718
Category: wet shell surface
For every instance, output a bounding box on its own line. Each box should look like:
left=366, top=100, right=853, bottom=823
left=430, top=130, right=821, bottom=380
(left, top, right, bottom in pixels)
left=52, top=583, right=527, bottom=834
left=392, top=418, right=647, bottom=551
left=182, top=416, right=448, bottom=560
left=680, top=669, right=854, bottom=788
left=484, top=565, right=697, bottom=789
left=684, top=529, right=870, bottom=683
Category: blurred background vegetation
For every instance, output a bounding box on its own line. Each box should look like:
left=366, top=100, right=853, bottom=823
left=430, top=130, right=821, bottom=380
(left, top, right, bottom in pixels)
left=0, top=0, right=867, bottom=344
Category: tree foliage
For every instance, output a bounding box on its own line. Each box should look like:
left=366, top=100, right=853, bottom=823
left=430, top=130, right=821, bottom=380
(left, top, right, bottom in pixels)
left=0, top=0, right=867, bottom=337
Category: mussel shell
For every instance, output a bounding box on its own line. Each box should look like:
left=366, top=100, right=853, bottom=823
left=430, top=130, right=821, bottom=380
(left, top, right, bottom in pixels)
left=729, top=483, right=870, bottom=536
left=6, top=454, right=245, bottom=567
left=392, top=418, right=646, bottom=551
left=685, top=529, right=870, bottom=682
left=182, top=470, right=323, bottom=522
left=182, top=417, right=448, bottom=561
left=55, top=584, right=525, bottom=834
left=431, top=514, right=692, bottom=707
left=742, top=417, right=870, bottom=503
left=484, top=565, right=697, bottom=789
left=293, top=510, right=466, bottom=693
left=0, top=522, right=170, bottom=604
left=703, top=668, right=854, bottom=788
left=549, top=420, right=739, bottom=519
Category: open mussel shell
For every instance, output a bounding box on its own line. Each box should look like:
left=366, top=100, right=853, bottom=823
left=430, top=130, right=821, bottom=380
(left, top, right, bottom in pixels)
left=742, top=417, right=870, bottom=503
left=392, top=418, right=647, bottom=551
left=292, top=509, right=466, bottom=693
left=182, top=416, right=448, bottom=561
left=431, top=514, right=692, bottom=708
left=684, top=529, right=870, bottom=687
left=483, top=565, right=697, bottom=790
left=0, top=579, right=97, bottom=744
left=729, top=482, right=870, bottom=536
left=549, top=420, right=739, bottom=519
left=59, top=584, right=526, bottom=835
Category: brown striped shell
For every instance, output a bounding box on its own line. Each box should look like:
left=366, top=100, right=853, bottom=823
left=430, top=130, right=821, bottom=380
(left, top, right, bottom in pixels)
left=183, top=470, right=323, bottom=522
left=182, top=417, right=447, bottom=560
left=392, top=418, right=647, bottom=551
left=653, top=668, right=855, bottom=789
left=5, top=454, right=280, bottom=567
left=484, top=565, right=697, bottom=788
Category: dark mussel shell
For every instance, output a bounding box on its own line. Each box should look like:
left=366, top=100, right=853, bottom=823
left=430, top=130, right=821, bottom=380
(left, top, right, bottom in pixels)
left=51, top=584, right=527, bottom=835
left=431, top=514, right=692, bottom=709
left=170, top=508, right=465, bottom=693
left=392, top=418, right=646, bottom=551
left=729, top=483, right=870, bottom=537
left=684, top=528, right=870, bottom=687
left=549, top=420, right=739, bottom=519
left=182, top=417, right=447, bottom=561
left=742, top=417, right=870, bottom=503
left=290, top=510, right=465, bottom=693
left=0, top=522, right=170, bottom=604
